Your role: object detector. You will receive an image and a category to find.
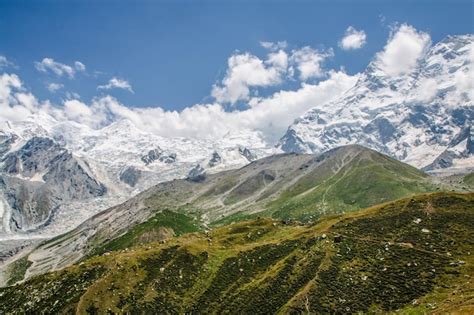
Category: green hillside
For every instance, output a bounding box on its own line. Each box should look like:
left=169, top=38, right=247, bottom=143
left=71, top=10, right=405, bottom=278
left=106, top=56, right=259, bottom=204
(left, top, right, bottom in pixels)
left=464, top=172, right=474, bottom=188
left=263, top=148, right=435, bottom=221
left=1, top=145, right=454, bottom=287
left=1, top=192, right=473, bottom=314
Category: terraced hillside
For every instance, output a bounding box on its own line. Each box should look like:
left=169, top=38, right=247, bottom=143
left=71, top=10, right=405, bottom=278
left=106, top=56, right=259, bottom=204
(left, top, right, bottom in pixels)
left=1, top=192, right=473, bottom=314
left=1, top=145, right=458, bottom=286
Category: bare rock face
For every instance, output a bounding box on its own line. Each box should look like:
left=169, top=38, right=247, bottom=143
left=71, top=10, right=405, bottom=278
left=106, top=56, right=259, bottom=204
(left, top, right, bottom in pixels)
left=159, top=152, right=177, bottom=164
left=238, top=146, right=258, bottom=162
left=208, top=152, right=222, bottom=167
left=141, top=149, right=161, bottom=165
left=187, top=164, right=206, bottom=182
left=141, top=148, right=177, bottom=165
left=119, top=166, right=142, bottom=187
left=423, top=126, right=473, bottom=171
left=0, top=137, right=106, bottom=232
left=0, top=132, right=17, bottom=159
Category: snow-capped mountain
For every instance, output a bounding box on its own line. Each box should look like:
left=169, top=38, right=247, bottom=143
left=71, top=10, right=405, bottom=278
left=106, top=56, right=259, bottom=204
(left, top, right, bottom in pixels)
left=279, top=35, right=473, bottom=170
left=0, top=115, right=276, bottom=239
left=1, top=34, right=472, bottom=243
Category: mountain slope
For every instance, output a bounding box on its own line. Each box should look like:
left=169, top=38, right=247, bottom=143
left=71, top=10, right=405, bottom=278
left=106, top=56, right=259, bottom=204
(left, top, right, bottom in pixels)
left=279, top=34, right=473, bottom=171
left=0, top=117, right=273, bottom=240
left=0, top=136, right=106, bottom=233
left=1, top=145, right=452, bottom=284
left=1, top=192, right=472, bottom=314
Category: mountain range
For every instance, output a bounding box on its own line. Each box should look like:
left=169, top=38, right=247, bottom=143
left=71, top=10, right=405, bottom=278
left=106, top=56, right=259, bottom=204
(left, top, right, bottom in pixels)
left=0, top=145, right=471, bottom=286
left=1, top=192, right=472, bottom=313
left=0, top=34, right=472, bottom=299
left=0, top=35, right=472, bottom=244
left=279, top=35, right=473, bottom=171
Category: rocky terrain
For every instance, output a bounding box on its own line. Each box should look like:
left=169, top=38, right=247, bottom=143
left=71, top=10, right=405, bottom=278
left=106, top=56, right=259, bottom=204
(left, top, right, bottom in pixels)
left=0, top=117, right=274, bottom=239
left=0, top=145, right=465, bottom=286
left=0, top=34, right=472, bottom=252
left=1, top=192, right=472, bottom=313
left=0, top=136, right=106, bottom=233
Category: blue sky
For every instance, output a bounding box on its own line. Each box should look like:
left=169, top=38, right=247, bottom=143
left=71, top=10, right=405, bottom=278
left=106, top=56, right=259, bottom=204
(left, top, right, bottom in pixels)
left=0, top=0, right=472, bottom=111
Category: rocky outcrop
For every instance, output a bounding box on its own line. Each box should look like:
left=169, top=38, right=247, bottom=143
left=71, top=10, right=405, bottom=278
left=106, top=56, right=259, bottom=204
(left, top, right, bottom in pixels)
left=141, top=148, right=177, bottom=165
left=0, top=137, right=106, bottom=232
left=238, top=146, right=257, bottom=162
left=423, top=126, right=473, bottom=171
left=141, top=149, right=161, bottom=165
left=159, top=152, right=177, bottom=164
left=0, top=132, right=17, bottom=159
left=119, top=166, right=142, bottom=187
left=187, top=165, right=206, bottom=182
left=208, top=152, right=222, bottom=167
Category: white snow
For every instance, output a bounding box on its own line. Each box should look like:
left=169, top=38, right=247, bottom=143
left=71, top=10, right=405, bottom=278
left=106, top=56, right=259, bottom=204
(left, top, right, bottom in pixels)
left=280, top=35, right=473, bottom=170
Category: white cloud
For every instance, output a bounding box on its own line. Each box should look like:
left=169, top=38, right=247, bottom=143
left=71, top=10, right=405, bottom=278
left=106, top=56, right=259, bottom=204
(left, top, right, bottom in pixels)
left=211, top=52, right=287, bottom=104
left=260, top=41, right=288, bottom=51
left=62, top=99, right=96, bottom=124
left=51, top=71, right=357, bottom=142
left=0, top=56, right=14, bottom=68
left=339, top=26, right=367, bottom=50
left=0, top=73, right=48, bottom=122
left=375, top=24, right=431, bottom=76
left=65, top=91, right=81, bottom=100
left=47, top=83, right=64, bottom=93
left=35, top=58, right=80, bottom=78
left=97, top=77, right=134, bottom=93
left=0, top=65, right=357, bottom=144
left=289, top=47, right=333, bottom=81
left=74, top=61, right=86, bottom=72
left=211, top=43, right=337, bottom=103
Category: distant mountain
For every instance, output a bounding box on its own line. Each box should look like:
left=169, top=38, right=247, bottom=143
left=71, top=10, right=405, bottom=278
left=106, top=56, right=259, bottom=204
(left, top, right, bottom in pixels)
left=0, top=116, right=274, bottom=238
left=279, top=35, right=473, bottom=171
left=2, top=192, right=472, bottom=314
left=1, top=145, right=455, bottom=284
left=0, top=136, right=105, bottom=233
left=0, top=34, right=471, bottom=245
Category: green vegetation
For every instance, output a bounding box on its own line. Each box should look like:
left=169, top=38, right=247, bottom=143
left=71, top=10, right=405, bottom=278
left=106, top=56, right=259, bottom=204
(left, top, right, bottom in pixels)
left=210, top=211, right=260, bottom=227
left=92, top=210, right=202, bottom=255
left=1, top=192, right=472, bottom=314
left=265, top=151, right=435, bottom=222
left=5, top=256, right=32, bottom=286
left=464, top=172, right=474, bottom=188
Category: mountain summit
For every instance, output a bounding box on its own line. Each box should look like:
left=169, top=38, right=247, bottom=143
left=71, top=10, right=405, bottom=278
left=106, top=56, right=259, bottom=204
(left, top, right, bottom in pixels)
left=279, top=35, right=473, bottom=171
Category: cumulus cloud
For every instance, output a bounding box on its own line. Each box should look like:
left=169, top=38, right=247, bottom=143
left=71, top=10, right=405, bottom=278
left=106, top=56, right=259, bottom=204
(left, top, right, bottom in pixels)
left=53, top=71, right=356, bottom=142
left=289, top=47, right=334, bottom=81
left=97, top=77, right=134, bottom=93
left=339, top=26, right=367, bottom=50
left=212, top=43, right=336, bottom=103
left=62, top=99, right=96, bottom=125
left=211, top=51, right=287, bottom=104
left=375, top=24, right=431, bottom=76
left=47, top=83, right=64, bottom=93
left=0, top=73, right=51, bottom=121
left=35, top=58, right=86, bottom=78
left=0, top=65, right=358, bottom=144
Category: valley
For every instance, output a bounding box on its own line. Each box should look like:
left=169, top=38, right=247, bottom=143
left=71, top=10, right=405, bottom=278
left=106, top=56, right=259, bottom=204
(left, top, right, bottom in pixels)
left=0, top=17, right=472, bottom=313
left=1, top=192, right=472, bottom=313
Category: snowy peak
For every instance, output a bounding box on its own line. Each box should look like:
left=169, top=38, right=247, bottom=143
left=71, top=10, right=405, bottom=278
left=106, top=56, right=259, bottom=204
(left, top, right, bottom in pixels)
left=279, top=34, right=474, bottom=171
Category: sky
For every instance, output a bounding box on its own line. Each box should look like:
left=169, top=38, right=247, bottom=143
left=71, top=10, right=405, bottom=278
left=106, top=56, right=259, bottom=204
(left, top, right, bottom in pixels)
left=0, top=0, right=473, bottom=142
